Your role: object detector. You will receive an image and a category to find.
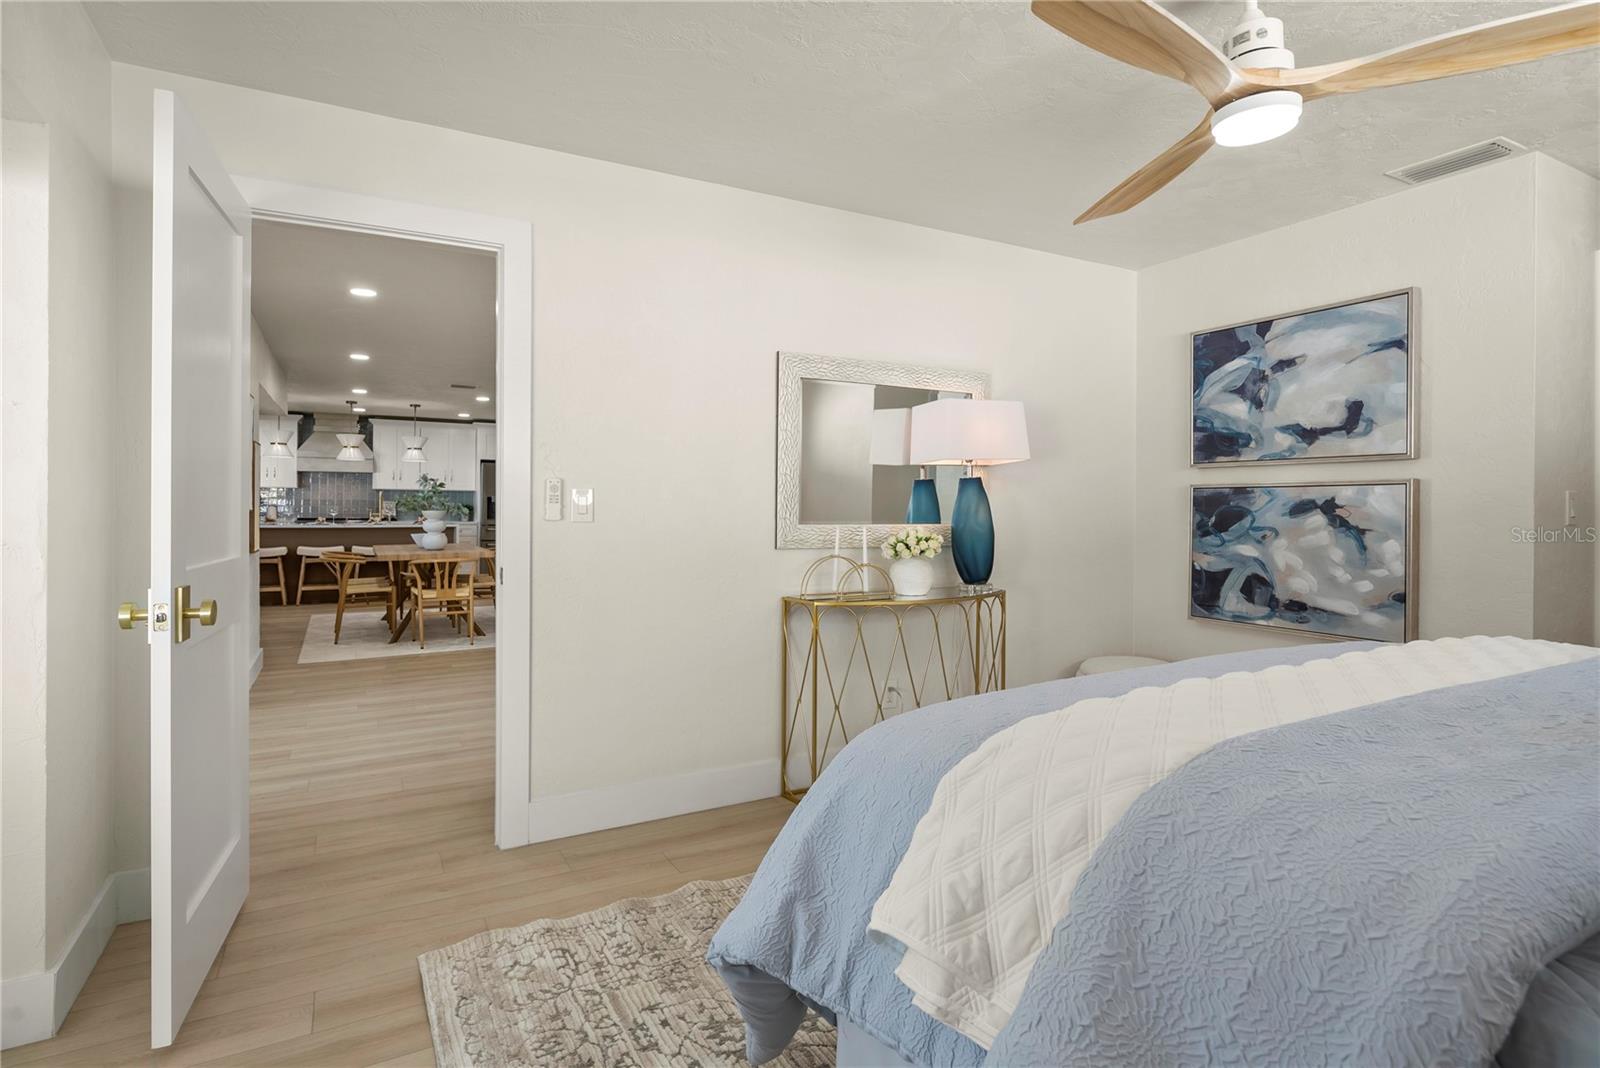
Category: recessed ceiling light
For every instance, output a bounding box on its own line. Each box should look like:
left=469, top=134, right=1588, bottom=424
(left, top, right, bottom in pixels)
left=457, top=412, right=471, bottom=419
left=351, top=388, right=368, bottom=395
left=349, top=352, right=370, bottom=361
left=349, top=286, right=378, bottom=298
left=352, top=406, right=367, bottom=413
left=475, top=395, right=490, bottom=403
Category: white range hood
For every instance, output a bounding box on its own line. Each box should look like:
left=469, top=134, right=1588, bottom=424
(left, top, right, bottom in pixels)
left=296, top=412, right=374, bottom=473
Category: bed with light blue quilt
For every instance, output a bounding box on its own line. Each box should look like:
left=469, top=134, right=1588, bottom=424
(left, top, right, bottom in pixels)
left=707, top=641, right=1600, bottom=1067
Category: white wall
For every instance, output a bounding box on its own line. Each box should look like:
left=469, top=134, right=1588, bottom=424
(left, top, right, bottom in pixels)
left=1, top=115, right=53, bottom=986
left=246, top=316, right=287, bottom=679
left=1134, top=155, right=1598, bottom=661
left=1532, top=155, right=1599, bottom=645
left=251, top=316, right=288, bottom=417
left=106, top=64, right=1138, bottom=846
left=0, top=0, right=120, bottom=1040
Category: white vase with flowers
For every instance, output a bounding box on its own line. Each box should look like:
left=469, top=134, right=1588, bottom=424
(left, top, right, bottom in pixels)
left=881, top=526, right=944, bottom=598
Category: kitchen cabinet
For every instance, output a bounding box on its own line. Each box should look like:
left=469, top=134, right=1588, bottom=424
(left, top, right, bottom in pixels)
left=371, top=419, right=413, bottom=490
left=256, top=415, right=299, bottom=488
left=445, top=425, right=479, bottom=491
left=475, top=423, right=496, bottom=462
left=372, top=419, right=476, bottom=491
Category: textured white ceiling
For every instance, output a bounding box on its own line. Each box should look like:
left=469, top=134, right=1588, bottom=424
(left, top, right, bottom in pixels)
left=89, top=1, right=1599, bottom=268
left=251, top=221, right=497, bottom=420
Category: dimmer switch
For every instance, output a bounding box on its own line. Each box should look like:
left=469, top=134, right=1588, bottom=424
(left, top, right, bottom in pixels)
left=571, top=488, right=594, bottom=523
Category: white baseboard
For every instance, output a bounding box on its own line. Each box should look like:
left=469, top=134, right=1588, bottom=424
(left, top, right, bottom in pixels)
left=249, top=646, right=264, bottom=686
left=0, top=867, right=149, bottom=1050
left=526, top=759, right=779, bottom=843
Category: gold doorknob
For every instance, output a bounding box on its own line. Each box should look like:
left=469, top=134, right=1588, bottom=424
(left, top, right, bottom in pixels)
left=173, top=585, right=218, bottom=643
left=118, top=600, right=170, bottom=632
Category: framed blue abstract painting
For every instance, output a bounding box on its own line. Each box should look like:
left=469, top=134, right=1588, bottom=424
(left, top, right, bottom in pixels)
left=1190, top=480, right=1418, bottom=643
left=1192, top=289, right=1415, bottom=465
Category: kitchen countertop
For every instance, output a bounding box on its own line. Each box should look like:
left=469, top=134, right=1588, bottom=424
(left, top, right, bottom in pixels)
left=260, top=520, right=475, bottom=529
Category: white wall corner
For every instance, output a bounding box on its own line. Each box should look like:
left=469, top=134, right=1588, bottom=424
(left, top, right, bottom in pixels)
left=527, top=760, right=780, bottom=844
left=0, top=865, right=146, bottom=1049
left=0, top=868, right=149, bottom=1050
left=115, top=867, right=151, bottom=924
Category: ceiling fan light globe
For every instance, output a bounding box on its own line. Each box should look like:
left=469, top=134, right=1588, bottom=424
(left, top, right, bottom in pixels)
left=1211, top=90, right=1303, bottom=147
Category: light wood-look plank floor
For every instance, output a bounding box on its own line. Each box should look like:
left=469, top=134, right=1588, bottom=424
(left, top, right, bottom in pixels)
left=13, top=604, right=791, bottom=1066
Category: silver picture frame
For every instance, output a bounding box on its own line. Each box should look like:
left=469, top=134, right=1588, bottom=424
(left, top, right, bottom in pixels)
left=1187, top=478, right=1420, bottom=643
left=775, top=351, right=988, bottom=550
left=1190, top=287, right=1419, bottom=468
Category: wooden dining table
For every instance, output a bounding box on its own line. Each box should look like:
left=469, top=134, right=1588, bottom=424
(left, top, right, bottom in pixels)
left=368, top=544, right=495, bottom=645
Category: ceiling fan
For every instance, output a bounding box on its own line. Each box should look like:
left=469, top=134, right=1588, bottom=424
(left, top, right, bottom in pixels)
left=1032, top=0, right=1600, bottom=223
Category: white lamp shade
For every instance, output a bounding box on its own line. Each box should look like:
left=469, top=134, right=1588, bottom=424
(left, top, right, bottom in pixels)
left=909, top=398, right=1030, bottom=466
left=869, top=408, right=913, bottom=466
left=335, top=433, right=367, bottom=462
left=401, top=435, right=428, bottom=463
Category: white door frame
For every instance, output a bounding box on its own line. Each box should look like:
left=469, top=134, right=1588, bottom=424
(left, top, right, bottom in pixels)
left=237, top=177, right=534, bottom=849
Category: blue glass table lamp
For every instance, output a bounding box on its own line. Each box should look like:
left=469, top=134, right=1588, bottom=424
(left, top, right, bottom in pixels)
left=908, top=399, right=1030, bottom=586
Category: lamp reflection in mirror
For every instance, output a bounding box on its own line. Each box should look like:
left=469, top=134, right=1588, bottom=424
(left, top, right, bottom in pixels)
left=870, top=408, right=940, bottom=523
left=909, top=399, right=1030, bottom=586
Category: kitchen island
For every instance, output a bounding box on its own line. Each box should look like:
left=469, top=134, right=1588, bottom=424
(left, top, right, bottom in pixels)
left=259, top=521, right=467, bottom=603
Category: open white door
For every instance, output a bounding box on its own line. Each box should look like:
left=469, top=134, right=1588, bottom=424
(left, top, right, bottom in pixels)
left=147, top=89, right=252, bottom=1048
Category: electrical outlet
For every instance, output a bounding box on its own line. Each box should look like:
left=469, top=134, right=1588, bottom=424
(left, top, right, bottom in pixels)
left=883, top=685, right=904, bottom=715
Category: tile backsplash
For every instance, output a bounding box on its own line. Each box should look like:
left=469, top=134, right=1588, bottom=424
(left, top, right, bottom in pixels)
left=261, top=472, right=475, bottom=520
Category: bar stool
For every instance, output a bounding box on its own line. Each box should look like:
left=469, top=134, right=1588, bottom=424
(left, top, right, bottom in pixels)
left=295, top=545, right=344, bottom=605
left=259, top=545, right=288, bottom=606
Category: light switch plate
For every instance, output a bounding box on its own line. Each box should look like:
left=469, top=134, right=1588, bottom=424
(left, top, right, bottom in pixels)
left=544, top=477, right=563, bottom=521
left=571, top=488, right=594, bottom=523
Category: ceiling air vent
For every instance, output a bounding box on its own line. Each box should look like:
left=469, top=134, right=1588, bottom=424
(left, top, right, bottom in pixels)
left=1385, top=138, right=1525, bottom=186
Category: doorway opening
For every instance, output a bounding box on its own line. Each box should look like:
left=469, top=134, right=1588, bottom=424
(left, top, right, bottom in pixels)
left=249, top=218, right=504, bottom=858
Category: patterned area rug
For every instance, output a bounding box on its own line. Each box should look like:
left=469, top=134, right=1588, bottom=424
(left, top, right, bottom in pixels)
left=296, top=606, right=495, bottom=664
left=419, top=876, right=835, bottom=1067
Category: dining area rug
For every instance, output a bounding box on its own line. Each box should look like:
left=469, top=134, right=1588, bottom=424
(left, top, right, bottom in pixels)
left=297, top=606, right=496, bottom=664
left=418, top=876, right=835, bottom=1067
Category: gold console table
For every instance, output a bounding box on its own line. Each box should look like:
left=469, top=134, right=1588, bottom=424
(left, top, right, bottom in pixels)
left=780, top=586, right=1006, bottom=802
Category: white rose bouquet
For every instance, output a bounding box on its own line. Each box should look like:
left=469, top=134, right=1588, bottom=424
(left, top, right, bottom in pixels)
left=881, top=526, right=944, bottom=561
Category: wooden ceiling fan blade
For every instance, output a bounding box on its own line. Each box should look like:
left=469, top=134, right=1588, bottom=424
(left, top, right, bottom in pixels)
left=1031, top=0, right=1241, bottom=107
left=1075, top=113, right=1216, bottom=225
left=1249, top=0, right=1600, bottom=100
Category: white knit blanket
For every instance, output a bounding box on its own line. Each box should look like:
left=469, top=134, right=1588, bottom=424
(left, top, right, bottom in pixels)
left=867, top=636, right=1598, bottom=1048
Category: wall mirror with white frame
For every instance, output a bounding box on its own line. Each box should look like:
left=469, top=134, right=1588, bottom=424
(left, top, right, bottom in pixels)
left=775, top=351, right=988, bottom=549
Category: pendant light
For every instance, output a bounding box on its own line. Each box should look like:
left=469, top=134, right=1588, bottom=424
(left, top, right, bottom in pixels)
left=336, top=401, right=367, bottom=462
left=401, top=403, right=428, bottom=463
left=265, top=416, right=292, bottom=458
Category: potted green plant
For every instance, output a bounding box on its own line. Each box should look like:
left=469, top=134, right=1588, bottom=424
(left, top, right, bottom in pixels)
left=396, top=474, right=466, bottom=550
left=396, top=474, right=467, bottom=521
